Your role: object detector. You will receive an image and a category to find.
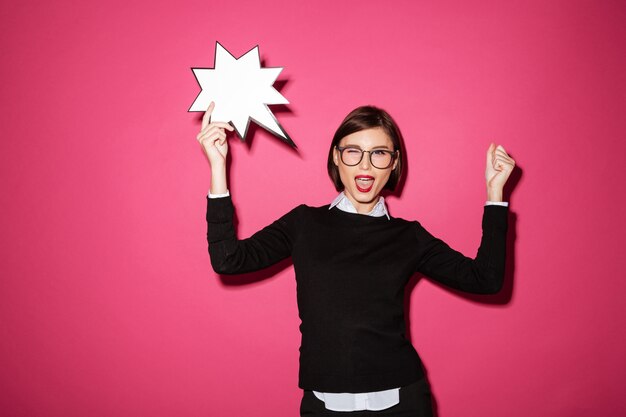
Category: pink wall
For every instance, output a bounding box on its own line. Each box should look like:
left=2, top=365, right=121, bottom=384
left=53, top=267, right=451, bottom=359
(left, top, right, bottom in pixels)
left=2, top=1, right=625, bottom=416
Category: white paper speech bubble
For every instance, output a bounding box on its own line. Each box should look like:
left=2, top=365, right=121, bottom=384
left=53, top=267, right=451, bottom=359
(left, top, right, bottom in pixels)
left=189, top=42, right=294, bottom=147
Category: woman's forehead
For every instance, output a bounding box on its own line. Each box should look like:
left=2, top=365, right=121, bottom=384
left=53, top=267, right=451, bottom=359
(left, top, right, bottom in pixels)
left=339, top=128, right=393, bottom=148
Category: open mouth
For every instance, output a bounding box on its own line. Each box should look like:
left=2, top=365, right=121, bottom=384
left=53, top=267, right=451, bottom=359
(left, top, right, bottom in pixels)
left=355, top=175, right=374, bottom=193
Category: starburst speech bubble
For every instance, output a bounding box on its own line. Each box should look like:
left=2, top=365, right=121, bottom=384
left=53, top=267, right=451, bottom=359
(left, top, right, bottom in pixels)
left=189, top=42, right=295, bottom=148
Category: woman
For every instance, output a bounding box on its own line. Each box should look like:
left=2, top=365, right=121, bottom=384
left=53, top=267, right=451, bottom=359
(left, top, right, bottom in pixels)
left=197, top=102, right=515, bottom=416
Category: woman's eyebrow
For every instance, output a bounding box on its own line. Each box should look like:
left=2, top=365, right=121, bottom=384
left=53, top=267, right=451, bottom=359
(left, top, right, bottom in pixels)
left=342, top=144, right=392, bottom=150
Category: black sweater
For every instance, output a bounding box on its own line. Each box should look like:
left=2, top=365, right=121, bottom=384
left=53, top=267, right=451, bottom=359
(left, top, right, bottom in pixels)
left=206, top=196, right=508, bottom=392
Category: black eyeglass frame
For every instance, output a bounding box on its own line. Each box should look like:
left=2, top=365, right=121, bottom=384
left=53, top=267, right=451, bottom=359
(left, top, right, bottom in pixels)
left=335, top=146, right=399, bottom=169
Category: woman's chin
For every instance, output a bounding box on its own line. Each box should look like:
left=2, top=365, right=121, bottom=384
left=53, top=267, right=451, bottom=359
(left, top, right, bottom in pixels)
left=346, top=188, right=380, bottom=205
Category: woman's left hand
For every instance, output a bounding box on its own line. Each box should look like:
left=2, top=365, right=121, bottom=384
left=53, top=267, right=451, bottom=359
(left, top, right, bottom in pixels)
left=485, top=143, right=516, bottom=201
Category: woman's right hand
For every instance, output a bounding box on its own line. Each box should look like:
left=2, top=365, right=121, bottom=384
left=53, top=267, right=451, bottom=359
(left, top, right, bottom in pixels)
left=196, top=101, right=234, bottom=167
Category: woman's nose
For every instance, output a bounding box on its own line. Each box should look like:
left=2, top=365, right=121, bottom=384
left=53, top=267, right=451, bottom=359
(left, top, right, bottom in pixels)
left=359, top=151, right=372, bottom=170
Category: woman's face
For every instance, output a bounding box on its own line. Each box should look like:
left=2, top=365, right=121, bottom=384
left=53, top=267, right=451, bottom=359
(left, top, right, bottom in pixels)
left=333, top=127, right=398, bottom=214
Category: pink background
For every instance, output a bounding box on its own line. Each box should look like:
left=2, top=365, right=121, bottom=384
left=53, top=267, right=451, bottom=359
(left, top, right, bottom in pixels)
left=2, top=1, right=625, bottom=416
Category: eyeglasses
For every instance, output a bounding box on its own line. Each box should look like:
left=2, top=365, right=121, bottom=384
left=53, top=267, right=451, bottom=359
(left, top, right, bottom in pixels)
left=336, top=146, right=398, bottom=169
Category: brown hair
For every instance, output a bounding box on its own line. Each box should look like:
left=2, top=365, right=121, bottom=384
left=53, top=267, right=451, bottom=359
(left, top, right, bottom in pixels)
left=327, top=105, right=404, bottom=191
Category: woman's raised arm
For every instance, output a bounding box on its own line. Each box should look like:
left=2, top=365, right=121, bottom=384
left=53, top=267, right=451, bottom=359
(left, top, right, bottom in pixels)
left=414, top=144, right=516, bottom=294
left=198, top=102, right=300, bottom=275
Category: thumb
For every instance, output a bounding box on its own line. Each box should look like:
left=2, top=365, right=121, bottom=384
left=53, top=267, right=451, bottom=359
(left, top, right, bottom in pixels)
left=201, top=101, right=215, bottom=130
left=486, top=142, right=496, bottom=166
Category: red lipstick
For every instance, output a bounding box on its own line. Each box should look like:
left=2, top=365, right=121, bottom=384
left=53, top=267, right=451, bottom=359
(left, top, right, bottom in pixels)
left=355, top=175, right=374, bottom=193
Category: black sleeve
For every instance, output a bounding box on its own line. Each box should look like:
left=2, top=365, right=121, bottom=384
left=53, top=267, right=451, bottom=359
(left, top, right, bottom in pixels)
left=414, top=205, right=508, bottom=294
left=206, top=195, right=301, bottom=275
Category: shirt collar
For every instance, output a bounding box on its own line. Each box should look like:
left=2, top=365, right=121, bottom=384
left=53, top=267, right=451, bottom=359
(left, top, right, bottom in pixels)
left=329, top=192, right=390, bottom=220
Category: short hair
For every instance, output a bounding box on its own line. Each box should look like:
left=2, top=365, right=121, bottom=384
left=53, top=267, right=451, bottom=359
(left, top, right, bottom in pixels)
left=327, top=105, right=405, bottom=192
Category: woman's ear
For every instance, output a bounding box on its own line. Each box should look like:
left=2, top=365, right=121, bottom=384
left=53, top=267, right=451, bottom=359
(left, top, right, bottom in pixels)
left=392, top=151, right=399, bottom=170
left=333, top=147, right=339, bottom=166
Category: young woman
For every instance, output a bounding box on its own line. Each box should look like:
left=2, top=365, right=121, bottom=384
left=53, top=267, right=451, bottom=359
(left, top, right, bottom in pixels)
left=197, top=102, right=515, bottom=416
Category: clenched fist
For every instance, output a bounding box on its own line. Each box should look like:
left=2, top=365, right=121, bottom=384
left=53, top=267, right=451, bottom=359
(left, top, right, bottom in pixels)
left=485, top=143, right=515, bottom=201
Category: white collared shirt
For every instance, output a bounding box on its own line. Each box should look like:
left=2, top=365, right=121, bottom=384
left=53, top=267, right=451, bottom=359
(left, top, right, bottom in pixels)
left=329, top=192, right=391, bottom=220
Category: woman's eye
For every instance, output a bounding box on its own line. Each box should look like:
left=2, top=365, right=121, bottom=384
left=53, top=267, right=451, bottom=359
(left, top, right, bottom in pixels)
left=345, top=149, right=361, bottom=155
left=372, top=150, right=386, bottom=156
